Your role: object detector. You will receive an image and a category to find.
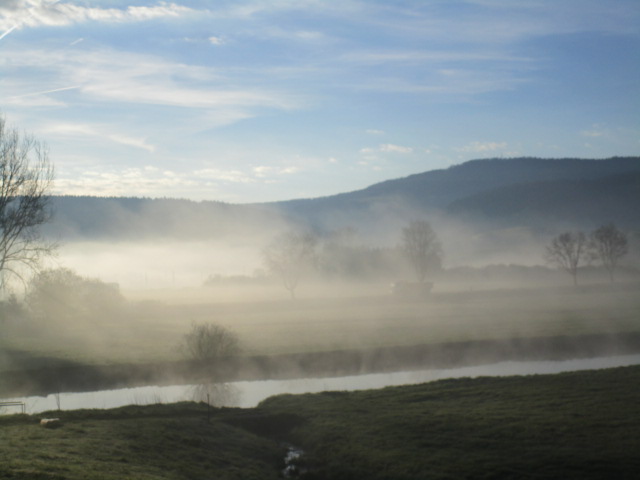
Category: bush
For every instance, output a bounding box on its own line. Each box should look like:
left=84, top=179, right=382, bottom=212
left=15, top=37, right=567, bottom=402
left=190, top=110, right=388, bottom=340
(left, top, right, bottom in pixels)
left=26, top=267, right=124, bottom=321
left=183, top=322, right=240, bottom=366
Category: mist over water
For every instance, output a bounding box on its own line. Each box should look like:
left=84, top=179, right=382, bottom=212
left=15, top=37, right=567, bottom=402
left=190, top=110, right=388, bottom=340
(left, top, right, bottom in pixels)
left=5, top=354, right=640, bottom=414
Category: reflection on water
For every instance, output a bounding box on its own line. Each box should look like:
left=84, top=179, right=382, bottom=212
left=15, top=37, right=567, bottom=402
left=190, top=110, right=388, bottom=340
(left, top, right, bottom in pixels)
left=189, top=382, right=240, bottom=406
left=3, top=354, right=640, bottom=414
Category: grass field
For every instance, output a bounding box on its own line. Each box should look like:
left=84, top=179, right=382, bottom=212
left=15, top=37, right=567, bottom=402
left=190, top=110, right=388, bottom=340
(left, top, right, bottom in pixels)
left=2, top=281, right=639, bottom=372
left=1, top=365, right=639, bottom=479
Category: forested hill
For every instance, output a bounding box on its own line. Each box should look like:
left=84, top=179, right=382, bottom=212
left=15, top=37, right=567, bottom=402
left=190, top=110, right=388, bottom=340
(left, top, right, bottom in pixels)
left=44, top=157, right=640, bottom=240
left=266, top=157, right=640, bottom=234
left=44, top=196, right=287, bottom=240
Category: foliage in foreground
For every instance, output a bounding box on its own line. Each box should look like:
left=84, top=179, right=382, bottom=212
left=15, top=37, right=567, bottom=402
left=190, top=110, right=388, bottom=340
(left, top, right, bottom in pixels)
left=1, top=366, right=640, bottom=479
left=0, top=403, right=285, bottom=480
left=260, top=365, right=640, bottom=479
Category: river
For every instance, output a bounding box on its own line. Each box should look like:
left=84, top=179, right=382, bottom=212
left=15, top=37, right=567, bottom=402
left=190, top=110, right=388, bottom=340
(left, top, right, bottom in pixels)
left=2, top=354, right=640, bottom=415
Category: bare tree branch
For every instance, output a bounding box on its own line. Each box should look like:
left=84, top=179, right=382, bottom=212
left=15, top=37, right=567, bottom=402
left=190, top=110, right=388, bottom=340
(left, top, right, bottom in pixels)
left=263, top=231, right=317, bottom=299
left=0, top=114, right=55, bottom=291
left=588, top=223, right=629, bottom=282
left=545, top=231, right=587, bottom=286
left=401, top=220, right=442, bottom=283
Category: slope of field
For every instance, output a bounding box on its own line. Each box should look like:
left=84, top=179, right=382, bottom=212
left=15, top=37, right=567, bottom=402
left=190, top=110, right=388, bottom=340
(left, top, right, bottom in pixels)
left=259, top=365, right=640, bottom=479
left=1, top=365, right=639, bottom=479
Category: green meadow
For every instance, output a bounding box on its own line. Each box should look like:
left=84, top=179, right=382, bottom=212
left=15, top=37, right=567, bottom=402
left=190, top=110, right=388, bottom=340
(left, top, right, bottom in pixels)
left=2, top=365, right=639, bottom=479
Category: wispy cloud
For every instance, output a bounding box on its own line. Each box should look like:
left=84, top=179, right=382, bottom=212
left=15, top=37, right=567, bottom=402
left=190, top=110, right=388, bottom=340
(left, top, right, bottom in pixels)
left=4, top=46, right=300, bottom=115
left=54, top=167, right=196, bottom=197
left=253, top=165, right=300, bottom=177
left=581, top=124, right=607, bottom=138
left=455, top=141, right=508, bottom=153
left=361, top=143, right=414, bottom=155
left=379, top=143, right=413, bottom=154
left=9, top=85, right=80, bottom=98
left=208, top=35, right=226, bottom=45
left=0, top=1, right=197, bottom=31
left=44, top=122, right=155, bottom=153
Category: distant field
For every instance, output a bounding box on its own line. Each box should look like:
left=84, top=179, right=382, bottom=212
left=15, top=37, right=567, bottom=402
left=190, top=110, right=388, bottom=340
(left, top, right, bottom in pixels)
left=1, top=281, right=639, bottom=371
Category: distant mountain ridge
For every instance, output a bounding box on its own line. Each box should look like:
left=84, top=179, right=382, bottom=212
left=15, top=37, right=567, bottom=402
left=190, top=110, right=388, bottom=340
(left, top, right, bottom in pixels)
left=274, top=156, right=640, bottom=208
left=272, top=156, right=640, bottom=231
left=447, top=171, right=640, bottom=229
left=45, top=157, right=640, bottom=240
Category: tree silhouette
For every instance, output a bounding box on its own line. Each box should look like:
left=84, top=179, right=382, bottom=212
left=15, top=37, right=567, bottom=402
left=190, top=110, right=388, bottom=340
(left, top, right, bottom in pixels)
left=589, top=223, right=628, bottom=282
left=545, top=231, right=587, bottom=286
left=0, top=115, right=55, bottom=290
left=263, top=231, right=317, bottom=299
left=401, top=220, right=442, bottom=283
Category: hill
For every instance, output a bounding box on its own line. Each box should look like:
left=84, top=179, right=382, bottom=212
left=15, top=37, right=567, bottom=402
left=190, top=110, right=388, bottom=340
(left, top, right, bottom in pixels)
left=447, top=171, right=640, bottom=230
left=44, top=157, right=640, bottom=241
left=272, top=156, right=640, bottom=231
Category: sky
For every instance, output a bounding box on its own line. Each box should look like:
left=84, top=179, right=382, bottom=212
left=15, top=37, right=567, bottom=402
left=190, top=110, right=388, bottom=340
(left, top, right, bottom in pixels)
left=1, top=0, right=639, bottom=203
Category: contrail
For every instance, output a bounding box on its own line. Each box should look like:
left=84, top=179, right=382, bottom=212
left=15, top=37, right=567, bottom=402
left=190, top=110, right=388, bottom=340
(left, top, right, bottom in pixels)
left=11, top=85, right=81, bottom=98
left=1, top=1, right=62, bottom=41
left=0, top=25, right=18, bottom=41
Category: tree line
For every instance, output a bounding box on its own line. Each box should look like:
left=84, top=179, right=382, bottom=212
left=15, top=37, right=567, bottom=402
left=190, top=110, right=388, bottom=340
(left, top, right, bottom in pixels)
left=0, top=112, right=635, bottom=306
left=262, top=220, right=443, bottom=299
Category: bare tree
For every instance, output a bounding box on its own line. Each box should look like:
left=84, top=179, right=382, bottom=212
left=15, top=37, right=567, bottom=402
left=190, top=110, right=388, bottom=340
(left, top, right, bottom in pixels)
left=263, top=230, right=317, bottom=299
left=0, top=115, right=55, bottom=290
left=401, top=220, right=442, bottom=283
left=589, top=223, right=628, bottom=282
left=182, top=322, right=241, bottom=406
left=183, top=322, right=240, bottom=367
left=545, top=231, right=587, bottom=286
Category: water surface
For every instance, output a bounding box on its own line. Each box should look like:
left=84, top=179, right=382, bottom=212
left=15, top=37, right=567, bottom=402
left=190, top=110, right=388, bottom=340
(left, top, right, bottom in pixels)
left=3, top=354, right=640, bottom=414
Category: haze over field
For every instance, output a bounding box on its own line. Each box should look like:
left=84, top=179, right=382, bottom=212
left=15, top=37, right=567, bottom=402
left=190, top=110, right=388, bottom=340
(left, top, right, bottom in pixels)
left=36, top=156, right=638, bottom=290
left=1, top=0, right=639, bottom=406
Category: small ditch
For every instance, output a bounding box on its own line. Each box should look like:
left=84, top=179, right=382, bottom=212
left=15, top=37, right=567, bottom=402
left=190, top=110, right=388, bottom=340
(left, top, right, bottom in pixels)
left=282, top=444, right=306, bottom=478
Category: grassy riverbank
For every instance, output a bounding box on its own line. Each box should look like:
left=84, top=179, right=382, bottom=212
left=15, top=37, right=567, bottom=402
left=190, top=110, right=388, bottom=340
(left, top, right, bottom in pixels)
left=2, top=365, right=639, bottom=479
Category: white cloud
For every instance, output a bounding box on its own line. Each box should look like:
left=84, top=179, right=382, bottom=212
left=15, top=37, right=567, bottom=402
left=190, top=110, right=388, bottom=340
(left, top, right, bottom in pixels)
left=195, top=168, right=255, bottom=184
left=581, top=125, right=607, bottom=138
left=455, top=141, right=508, bottom=153
left=3, top=47, right=300, bottom=116
left=253, top=165, right=300, bottom=177
left=54, top=169, right=187, bottom=197
left=361, top=143, right=414, bottom=155
left=208, top=35, right=226, bottom=45
left=0, top=1, right=197, bottom=31
left=379, top=143, right=413, bottom=154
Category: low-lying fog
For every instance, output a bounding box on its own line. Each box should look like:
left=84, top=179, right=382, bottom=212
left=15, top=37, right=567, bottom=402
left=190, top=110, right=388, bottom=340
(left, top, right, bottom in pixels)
left=2, top=213, right=639, bottom=404
left=7, top=354, right=640, bottom=414
left=56, top=241, right=262, bottom=290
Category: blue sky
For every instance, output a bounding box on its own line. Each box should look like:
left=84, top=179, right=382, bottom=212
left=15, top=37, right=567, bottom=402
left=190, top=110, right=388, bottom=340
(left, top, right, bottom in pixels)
left=1, top=0, right=639, bottom=203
